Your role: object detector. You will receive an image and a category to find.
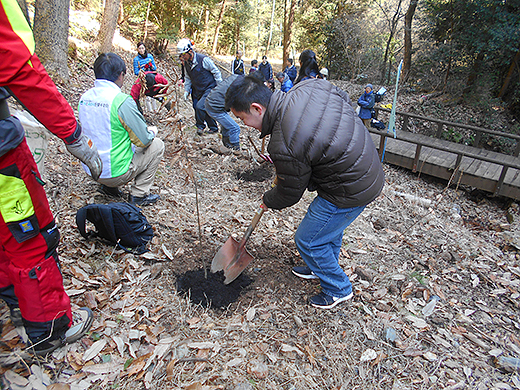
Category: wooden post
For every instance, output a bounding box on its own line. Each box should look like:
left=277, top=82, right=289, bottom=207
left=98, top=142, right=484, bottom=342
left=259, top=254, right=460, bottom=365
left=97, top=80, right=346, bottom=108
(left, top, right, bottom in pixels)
left=435, top=122, right=443, bottom=138
left=378, top=133, right=386, bottom=161
left=514, top=141, right=520, bottom=157
left=402, top=114, right=409, bottom=133
left=495, top=165, right=509, bottom=197
left=473, top=130, right=482, bottom=148
left=412, top=144, right=422, bottom=172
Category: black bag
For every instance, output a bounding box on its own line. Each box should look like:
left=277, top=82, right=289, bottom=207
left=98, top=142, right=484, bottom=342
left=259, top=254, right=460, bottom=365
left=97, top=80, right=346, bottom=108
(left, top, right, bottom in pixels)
left=76, top=203, right=154, bottom=254
left=370, top=118, right=386, bottom=130
left=374, top=93, right=384, bottom=103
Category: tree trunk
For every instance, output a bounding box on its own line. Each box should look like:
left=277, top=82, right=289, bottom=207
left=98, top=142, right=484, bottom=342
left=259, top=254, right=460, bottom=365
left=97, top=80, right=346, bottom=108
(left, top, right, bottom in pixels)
left=212, top=1, right=226, bottom=54
left=265, top=0, right=276, bottom=55
left=235, top=0, right=240, bottom=53
left=380, top=0, right=402, bottom=84
left=282, top=0, right=296, bottom=67
left=203, top=8, right=210, bottom=46
left=462, top=51, right=485, bottom=95
left=33, top=0, right=70, bottom=81
left=402, top=0, right=418, bottom=83
left=96, top=0, right=121, bottom=53
left=498, top=49, right=520, bottom=98
left=143, top=0, right=151, bottom=41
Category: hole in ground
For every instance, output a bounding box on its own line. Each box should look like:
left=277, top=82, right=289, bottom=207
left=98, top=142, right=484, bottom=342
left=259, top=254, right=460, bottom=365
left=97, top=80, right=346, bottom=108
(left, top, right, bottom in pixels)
left=176, top=268, right=253, bottom=308
left=236, top=164, right=274, bottom=182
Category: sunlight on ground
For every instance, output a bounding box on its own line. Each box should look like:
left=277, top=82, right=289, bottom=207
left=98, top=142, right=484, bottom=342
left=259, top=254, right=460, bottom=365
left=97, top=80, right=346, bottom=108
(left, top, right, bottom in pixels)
left=69, top=10, right=134, bottom=52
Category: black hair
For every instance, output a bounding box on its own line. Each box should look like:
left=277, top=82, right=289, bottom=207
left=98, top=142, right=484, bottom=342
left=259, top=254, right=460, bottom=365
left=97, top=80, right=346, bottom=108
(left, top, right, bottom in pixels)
left=225, top=75, right=272, bottom=113
left=249, top=70, right=265, bottom=82
left=262, top=55, right=267, bottom=60
left=295, top=49, right=319, bottom=85
left=276, top=72, right=284, bottom=79
left=251, top=59, right=258, bottom=66
left=287, top=58, right=293, bottom=65
left=137, top=42, right=148, bottom=59
left=94, top=53, right=126, bottom=82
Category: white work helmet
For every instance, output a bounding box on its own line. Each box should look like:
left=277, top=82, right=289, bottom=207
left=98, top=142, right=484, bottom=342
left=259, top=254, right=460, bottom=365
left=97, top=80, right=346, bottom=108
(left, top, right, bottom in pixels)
left=320, top=68, right=329, bottom=77
left=177, top=38, right=193, bottom=54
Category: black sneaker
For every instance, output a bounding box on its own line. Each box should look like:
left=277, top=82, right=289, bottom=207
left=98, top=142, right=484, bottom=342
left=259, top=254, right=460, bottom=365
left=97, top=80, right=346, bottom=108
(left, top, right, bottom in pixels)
left=309, top=292, right=353, bottom=309
left=206, top=128, right=218, bottom=134
left=130, top=193, right=160, bottom=206
left=196, top=128, right=204, bottom=136
left=98, top=185, right=123, bottom=198
left=28, top=307, right=93, bottom=355
left=292, top=266, right=319, bottom=280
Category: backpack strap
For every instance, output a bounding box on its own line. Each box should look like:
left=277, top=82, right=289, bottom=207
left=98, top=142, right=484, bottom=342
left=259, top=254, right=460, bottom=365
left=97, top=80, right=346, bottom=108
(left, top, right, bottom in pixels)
left=76, top=204, right=119, bottom=245
left=76, top=207, right=90, bottom=239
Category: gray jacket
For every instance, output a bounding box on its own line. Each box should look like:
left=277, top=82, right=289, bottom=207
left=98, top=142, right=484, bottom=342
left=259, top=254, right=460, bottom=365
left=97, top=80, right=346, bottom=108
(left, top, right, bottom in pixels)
left=205, top=74, right=240, bottom=113
left=261, top=78, right=385, bottom=210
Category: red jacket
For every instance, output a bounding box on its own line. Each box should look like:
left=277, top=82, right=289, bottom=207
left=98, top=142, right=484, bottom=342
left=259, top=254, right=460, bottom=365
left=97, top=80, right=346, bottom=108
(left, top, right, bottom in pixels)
left=0, top=0, right=77, bottom=144
left=130, top=72, right=169, bottom=101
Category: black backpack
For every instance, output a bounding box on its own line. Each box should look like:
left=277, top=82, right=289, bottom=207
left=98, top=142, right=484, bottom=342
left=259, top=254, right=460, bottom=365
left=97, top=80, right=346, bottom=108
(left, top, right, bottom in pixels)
left=374, top=93, right=384, bottom=103
left=76, top=203, right=154, bottom=254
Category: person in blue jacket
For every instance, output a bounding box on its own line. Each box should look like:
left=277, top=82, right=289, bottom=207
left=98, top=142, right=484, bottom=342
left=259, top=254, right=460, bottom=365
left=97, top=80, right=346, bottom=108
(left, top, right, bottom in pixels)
left=276, top=72, right=293, bottom=93
left=283, top=58, right=297, bottom=83
left=357, top=84, right=375, bottom=128
left=133, top=42, right=157, bottom=76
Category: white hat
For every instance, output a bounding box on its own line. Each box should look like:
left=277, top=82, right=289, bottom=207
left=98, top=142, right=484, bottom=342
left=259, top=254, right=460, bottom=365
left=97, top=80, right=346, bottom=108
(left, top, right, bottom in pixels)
left=320, top=68, right=329, bottom=77
left=177, top=38, right=193, bottom=54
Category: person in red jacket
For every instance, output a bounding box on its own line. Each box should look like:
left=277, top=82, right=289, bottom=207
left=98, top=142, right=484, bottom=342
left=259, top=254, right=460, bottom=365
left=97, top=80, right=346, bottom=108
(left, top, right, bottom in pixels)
left=130, top=70, right=171, bottom=114
left=0, top=0, right=101, bottom=355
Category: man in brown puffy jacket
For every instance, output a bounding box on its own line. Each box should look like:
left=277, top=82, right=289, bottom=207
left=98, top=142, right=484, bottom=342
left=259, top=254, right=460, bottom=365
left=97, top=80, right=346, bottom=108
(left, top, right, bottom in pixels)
left=225, top=75, right=385, bottom=309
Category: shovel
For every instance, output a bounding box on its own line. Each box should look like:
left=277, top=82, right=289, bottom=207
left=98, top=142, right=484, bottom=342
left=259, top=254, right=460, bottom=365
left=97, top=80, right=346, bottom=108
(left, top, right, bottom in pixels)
left=211, top=204, right=267, bottom=284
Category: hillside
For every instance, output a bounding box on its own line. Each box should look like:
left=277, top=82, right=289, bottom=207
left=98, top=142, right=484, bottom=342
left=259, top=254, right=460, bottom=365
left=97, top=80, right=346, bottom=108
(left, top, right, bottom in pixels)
left=2, top=34, right=520, bottom=390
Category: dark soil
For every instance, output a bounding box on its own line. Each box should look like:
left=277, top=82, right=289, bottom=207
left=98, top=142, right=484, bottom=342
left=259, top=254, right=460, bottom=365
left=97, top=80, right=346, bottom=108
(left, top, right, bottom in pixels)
left=236, top=164, right=274, bottom=182
left=176, top=268, right=253, bottom=308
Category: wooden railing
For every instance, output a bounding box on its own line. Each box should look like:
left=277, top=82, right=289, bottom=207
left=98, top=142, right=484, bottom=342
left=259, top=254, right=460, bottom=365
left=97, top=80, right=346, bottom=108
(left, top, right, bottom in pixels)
left=374, top=107, right=520, bottom=157
left=369, top=108, right=520, bottom=197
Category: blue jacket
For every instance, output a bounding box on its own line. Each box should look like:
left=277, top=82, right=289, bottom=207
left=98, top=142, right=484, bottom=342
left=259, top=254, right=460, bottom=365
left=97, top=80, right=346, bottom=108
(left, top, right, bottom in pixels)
left=133, top=53, right=156, bottom=76
left=357, top=91, right=375, bottom=119
left=284, top=65, right=297, bottom=83
left=280, top=75, right=293, bottom=93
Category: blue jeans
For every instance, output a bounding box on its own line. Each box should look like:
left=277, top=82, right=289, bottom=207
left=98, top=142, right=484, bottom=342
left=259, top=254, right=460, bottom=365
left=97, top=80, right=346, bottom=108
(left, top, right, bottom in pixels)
left=192, top=89, right=218, bottom=132
left=205, top=104, right=241, bottom=144
left=294, top=196, right=365, bottom=298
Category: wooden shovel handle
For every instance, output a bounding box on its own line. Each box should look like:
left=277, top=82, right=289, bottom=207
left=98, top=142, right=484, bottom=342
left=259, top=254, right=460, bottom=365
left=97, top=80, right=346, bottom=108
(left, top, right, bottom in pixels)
left=236, top=203, right=267, bottom=250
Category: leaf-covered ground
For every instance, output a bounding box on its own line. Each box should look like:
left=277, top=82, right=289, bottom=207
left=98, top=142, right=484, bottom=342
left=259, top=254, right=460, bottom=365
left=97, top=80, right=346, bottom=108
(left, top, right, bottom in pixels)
left=2, top=32, right=520, bottom=390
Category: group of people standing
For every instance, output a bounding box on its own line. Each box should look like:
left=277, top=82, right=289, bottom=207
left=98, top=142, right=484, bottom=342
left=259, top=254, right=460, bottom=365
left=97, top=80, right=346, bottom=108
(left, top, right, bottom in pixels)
left=177, top=41, right=385, bottom=310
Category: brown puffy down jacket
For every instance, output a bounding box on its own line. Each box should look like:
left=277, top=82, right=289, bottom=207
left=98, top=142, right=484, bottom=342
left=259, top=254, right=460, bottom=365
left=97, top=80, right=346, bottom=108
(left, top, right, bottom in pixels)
left=260, top=78, right=385, bottom=210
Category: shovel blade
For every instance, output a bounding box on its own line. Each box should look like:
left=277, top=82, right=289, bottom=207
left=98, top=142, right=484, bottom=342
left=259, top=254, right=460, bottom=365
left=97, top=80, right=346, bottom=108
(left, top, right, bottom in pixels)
left=223, top=248, right=254, bottom=284
left=210, top=236, right=254, bottom=284
left=211, top=236, right=240, bottom=273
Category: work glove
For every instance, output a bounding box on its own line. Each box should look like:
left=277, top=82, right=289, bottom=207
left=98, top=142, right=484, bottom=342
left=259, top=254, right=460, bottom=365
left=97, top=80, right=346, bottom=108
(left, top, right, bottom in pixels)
left=184, top=91, right=189, bottom=101
left=65, top=130, right=103, bottom=181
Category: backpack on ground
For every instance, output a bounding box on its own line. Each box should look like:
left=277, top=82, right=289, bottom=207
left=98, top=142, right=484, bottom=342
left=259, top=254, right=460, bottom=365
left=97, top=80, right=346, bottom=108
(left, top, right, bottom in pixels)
left=76, top=203, right=154, bottom=254
left=370, top=118, right=386, bottom=130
